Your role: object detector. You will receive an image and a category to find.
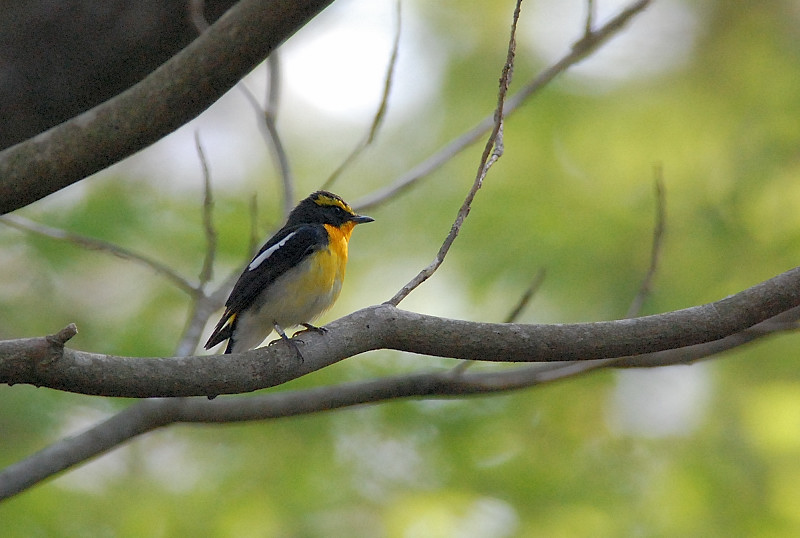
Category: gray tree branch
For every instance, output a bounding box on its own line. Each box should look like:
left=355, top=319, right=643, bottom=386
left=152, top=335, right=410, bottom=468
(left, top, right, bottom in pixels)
left=1, top=300, right=799, bottom=501
left=0, top=0, right=335, bottom=214
left=1, top=266, right=798, bottom=398
left=2, top=0, right=793, bottom=507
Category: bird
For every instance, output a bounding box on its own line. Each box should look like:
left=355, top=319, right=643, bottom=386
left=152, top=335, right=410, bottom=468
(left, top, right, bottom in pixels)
left=204, top=190, right=373, bottom=354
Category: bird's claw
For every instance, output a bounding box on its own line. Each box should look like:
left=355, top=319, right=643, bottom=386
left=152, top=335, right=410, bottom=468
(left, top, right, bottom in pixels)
left=295, top=323, right=327, bottom=336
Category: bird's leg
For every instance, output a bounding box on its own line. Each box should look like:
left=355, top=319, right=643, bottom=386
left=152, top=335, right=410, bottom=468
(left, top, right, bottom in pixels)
left=272, top=322, right=304, bottom=363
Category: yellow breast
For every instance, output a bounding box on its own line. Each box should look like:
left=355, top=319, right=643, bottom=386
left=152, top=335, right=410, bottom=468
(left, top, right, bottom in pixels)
left=323, top=221, right=354, bottom=283
left=251, top=222, right=354, bottom=328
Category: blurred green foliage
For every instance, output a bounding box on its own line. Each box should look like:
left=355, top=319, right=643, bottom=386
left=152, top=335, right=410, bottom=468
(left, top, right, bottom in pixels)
left=2, top=0, right=800, bottom=536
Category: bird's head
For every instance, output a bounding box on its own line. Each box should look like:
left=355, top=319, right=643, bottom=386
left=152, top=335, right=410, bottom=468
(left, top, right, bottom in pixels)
left=288, top=191, right=374, bottom=228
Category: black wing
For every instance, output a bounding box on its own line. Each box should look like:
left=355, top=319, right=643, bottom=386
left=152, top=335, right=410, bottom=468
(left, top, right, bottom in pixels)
left=225, top=223, right=328, bottom=313
left=204, top=224, right=328, bottom=349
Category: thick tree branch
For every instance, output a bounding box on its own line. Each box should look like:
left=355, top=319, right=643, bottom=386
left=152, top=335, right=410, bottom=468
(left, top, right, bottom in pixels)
left=0, top=0, right=335, bottom=214
left=1, top=266, right=798, bottom=398
left=2, top=301, right=798, bottom=501
left=1, top=0, right=793, bottom=506
left=613, top=305, right=800, bottom=368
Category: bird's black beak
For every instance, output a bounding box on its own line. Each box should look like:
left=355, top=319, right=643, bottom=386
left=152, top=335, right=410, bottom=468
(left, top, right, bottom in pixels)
left=350, top=214, right=374, bottom=224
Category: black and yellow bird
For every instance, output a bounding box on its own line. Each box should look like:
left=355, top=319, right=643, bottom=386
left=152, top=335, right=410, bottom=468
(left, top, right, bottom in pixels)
left=204, top=191, right=373, bottom=354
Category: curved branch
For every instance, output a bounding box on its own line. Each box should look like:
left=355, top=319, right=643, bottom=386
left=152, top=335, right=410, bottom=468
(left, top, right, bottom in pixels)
left=2, top=301, right=798, bottom=501
left=1, top=266, right=798, bottom=398
left=0, top=398, right=183, bottom=500
left=0, top=0, right=335, bottom=215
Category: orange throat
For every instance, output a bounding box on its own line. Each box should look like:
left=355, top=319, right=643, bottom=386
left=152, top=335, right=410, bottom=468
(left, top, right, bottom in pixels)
left=323, top=222, right=354, bottom=277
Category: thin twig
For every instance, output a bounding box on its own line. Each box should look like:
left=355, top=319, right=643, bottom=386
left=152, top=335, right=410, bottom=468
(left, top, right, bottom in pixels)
left=187, top=265, right=248, bottom=357
left=626, top=165, right=666, bottom=318
left=265, top=53, right=295, bottom=216
left=584, top=0, right=596, bottom=35
left=0, top=215, right=198, bottom=296
left=238, top=81, right=295, bottom=219
left=533, top=164, right=667, bottom=380
left=321, top=0, right=401, bottom=190
left=174, top=294, right=213, bottom=357
left=353, top=0, right=652, bottom=213
left=248, top=193, right=260, bottom=255
left=504, top=268, right=547, bottom=323
left=172, top=133, right=220, bottom=357
left=187, top=191, right=269, bottom=358
left=192, top=194, right=268, bottom=357
left=386, top=0, right=521, bottom=306
left=265, top=53, right=281, bottom=124
left=189, top=0, right=210, bottom=33
left=195, top=132, right=217, bottom=287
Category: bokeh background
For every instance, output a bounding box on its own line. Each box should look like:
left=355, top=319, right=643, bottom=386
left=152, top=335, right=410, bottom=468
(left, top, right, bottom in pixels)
left=2, top=0, right=800, bottom=535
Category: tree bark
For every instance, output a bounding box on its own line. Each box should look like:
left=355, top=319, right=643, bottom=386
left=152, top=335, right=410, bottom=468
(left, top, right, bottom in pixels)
left=2, top=266, right=798, bottom=398
left=0, top=0, right=335, bottom=214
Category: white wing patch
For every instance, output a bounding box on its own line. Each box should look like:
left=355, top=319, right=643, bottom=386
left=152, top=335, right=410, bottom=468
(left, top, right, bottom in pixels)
left=248, top=231, right=297, bottom=271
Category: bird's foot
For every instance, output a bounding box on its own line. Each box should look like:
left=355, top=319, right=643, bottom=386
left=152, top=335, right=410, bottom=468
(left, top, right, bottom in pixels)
left=267, top=322, right=305, bottom=364
left=295, top=323, right=328, bottom=336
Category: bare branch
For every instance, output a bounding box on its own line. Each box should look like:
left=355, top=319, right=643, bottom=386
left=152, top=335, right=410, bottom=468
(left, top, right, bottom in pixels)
left=248, top=194, right=260, bottom=254
left=614, top=305, right=800, bottom=368
left=267, top=53, right=295, bottom=218
left=321, top=0, right=401, bottom=190
left=3, top=301, right=798, bottom=500
left=584, top=0, right=596, bottom=35
left=1, top=266, right=798, bottom=398
left=238, top=75, right=295, bottom=219
left=550, top=168, right=667, bottom=379
left=386, top=0, right=521, bottom=306
left=0, top=0, right=335, bottom=214
left=189, top=0, right=210, bottom=34
left=265, top=53, right=282, bottom=122
left=49, top=324, right=79, bottom=346
left=626, top=165, right=666, bottom=318
left=354, top=0, right=653, bottom=212
left=170, top=134, right=219, bottom=357
left=0, top=398, right=184, bottom=500
left=0, top=214, right=198, bottom=296
left=505, top=268, right=547, bottom=324
left=195, top=132, right=217, bottom=287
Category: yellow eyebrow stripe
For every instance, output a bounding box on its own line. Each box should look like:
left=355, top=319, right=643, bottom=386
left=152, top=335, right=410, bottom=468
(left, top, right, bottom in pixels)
left=314, top=193, right=352, bottom=213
